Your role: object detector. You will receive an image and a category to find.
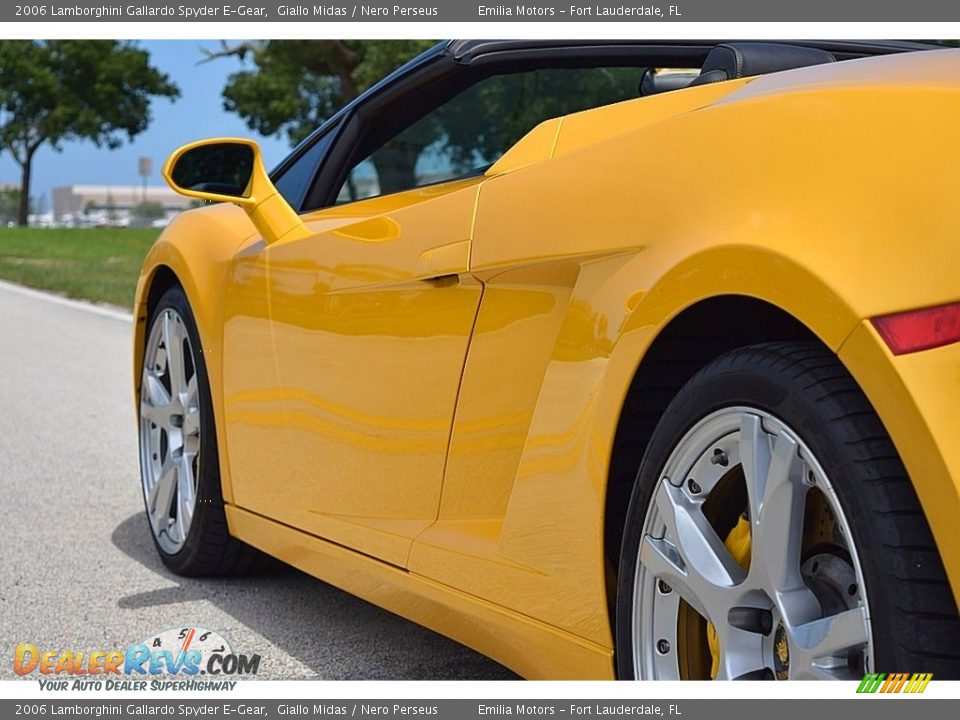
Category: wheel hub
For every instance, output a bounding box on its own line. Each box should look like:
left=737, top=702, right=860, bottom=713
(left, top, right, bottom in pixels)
left=773, top=622, right=790, bottom=680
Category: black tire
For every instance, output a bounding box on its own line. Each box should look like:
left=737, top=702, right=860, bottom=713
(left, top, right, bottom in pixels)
left=616, top=341, right=960, bottom=679
left=140, top=286, right=277, bottom=576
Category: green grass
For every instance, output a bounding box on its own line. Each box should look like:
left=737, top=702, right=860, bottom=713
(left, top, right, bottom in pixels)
left=0, top=227, right=159, bottom=308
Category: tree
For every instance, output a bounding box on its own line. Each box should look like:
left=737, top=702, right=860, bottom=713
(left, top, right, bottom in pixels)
left=0, top=41, right=179, bottom=226
left=105, top=190, right=118, bottom=225
left=0, top=186, right=20, bottom=224
left=205, top=40, right=435, bottom=146
left=131, top=200, right=165, bottom=225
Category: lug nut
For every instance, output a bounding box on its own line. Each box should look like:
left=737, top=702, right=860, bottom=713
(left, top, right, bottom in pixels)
left=656, top=639, right=671, bottom=655
left=687, top=478, right=702, bottom=495
left=710, top=449, right=729, bottom=467
left=728, top=607, right=774, bottom=635
left=657, top=580, right=672, bottom=594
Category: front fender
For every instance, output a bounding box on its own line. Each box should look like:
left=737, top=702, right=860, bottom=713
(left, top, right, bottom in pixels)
left=133, top=202, right=256, bottom=504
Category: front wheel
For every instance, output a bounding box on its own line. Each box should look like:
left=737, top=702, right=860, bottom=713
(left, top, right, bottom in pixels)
left=138, top=285, right=275, bottom=576
left=616, top=342, right=960, bottom=680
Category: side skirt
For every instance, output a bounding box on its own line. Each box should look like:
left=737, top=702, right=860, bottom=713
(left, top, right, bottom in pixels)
left=225, top=505, right=615, bottom=680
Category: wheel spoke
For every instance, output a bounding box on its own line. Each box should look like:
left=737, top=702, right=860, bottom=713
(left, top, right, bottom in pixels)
left=164, top=312, right=188, bottom=395
left=640, top=481, right=745, bottom=623
left=183, top=402, right=200, bottom=431
left=792, top=606, right=869, bottom=656
left=776, top=586, right=823, bottom=633
left=741, top=415, right=820, bottom=626
left=640, top=536, right=711, bottom=619
left=149, top=460, right=177, bottom=535
left=182, top=424, right=201, bottom=455
left=655, top=481, right=745, bottom=589
left=790, top=607, right=869, bottom=678
left=143, top=371, right=171, bottom=409
left=713, top=626, right=767, bottom=680
left=751, top=432, right=809, bottom=585
left=176, top=455, right=195, bottom=542
left=140, top=398, right=166, bottom=427
left=185, top=374, right=199, bottom=412
left=740, top=413, right=772, bottom=525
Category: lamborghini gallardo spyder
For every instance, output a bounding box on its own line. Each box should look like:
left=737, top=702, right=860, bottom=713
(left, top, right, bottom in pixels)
left=134, top=40, right=960, bottom=680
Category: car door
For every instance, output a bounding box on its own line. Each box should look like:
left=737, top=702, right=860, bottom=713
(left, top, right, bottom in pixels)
left=255, top=178, right=482, bottom=567
left=225, top=71, right=502, bottom=568
left=225, top=58, right=648, bottom=568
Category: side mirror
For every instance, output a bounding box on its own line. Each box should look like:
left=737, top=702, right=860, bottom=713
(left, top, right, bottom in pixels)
left=162, top=138, right=306, bottom=244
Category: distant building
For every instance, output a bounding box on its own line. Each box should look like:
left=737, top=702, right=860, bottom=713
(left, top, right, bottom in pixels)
left=52, top=185, right=193, bottom=227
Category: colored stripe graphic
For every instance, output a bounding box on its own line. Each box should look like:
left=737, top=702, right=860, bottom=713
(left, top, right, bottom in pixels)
left=858, top=673, right=932, bottom=693
left=893, top=674, right=909, bottom=693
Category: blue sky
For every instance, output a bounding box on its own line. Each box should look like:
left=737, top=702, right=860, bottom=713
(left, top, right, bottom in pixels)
left=0, top=41, right=293, bottom=207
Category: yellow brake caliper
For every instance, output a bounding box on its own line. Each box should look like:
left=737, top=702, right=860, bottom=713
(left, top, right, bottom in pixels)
left=707, top=515, right=752, bottom=679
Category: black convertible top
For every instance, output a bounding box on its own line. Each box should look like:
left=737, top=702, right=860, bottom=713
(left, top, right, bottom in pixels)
left=272, top=39, right=945, bottom=185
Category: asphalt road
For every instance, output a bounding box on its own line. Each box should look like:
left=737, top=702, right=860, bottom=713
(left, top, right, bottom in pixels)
left=0, top=280, right=516, bottom=680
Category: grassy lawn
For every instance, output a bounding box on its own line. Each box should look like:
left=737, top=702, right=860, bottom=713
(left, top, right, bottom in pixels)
left=0, top=227, right=159, bottom=308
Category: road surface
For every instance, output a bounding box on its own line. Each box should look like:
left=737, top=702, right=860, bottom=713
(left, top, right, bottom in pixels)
left=0, top=280, right=516, bottom=680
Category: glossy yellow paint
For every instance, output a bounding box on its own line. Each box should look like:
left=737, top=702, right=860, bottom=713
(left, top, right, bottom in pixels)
left=225, top=503, right=614, bottom=678
left=224, top=178, right=485, bottom=567
left=138, top=48, right=960, bottom=679
left=434, top=50, right=960, bottom=648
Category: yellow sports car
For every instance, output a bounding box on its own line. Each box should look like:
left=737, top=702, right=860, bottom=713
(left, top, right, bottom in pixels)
left=134, top=40, right=960, bottom=680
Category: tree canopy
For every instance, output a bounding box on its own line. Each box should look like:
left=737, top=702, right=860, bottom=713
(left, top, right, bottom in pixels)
left=210, top=40, right=436, bottom=147
left=0, top=40, right=179, bottom=225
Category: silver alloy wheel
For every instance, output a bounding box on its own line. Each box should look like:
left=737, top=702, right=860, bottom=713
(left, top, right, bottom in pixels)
left=633, top=407, right=874, bottom=680
left=139, top=308, right=201, bottom=555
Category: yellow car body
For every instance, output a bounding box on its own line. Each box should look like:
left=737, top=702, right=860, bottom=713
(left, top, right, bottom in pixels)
left=134, top=44, right=960, bottom=679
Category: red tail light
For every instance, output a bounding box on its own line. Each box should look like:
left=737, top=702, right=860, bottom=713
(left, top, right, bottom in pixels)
left=871, top=302, right=960, bottom=355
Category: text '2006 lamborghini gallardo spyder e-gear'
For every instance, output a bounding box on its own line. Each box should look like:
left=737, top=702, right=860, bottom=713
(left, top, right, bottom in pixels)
left=134, top=40, right=960, bottom=680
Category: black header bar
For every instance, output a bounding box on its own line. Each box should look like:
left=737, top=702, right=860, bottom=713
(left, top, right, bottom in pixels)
left=5, top=0, right=960, bottom=22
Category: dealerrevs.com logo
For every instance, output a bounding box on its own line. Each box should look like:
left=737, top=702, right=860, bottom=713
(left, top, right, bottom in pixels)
left=14, top=626, right=260, bottom=691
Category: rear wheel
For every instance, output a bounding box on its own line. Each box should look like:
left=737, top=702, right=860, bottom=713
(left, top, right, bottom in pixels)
left=616, top=342, right=960, bottom=679
left=139, top=285, right=275, bottom=576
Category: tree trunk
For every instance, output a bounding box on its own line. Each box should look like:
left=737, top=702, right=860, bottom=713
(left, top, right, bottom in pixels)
left=371, top=144, right=421, bottom=196
left=16, top=151, right=32, bottom=227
